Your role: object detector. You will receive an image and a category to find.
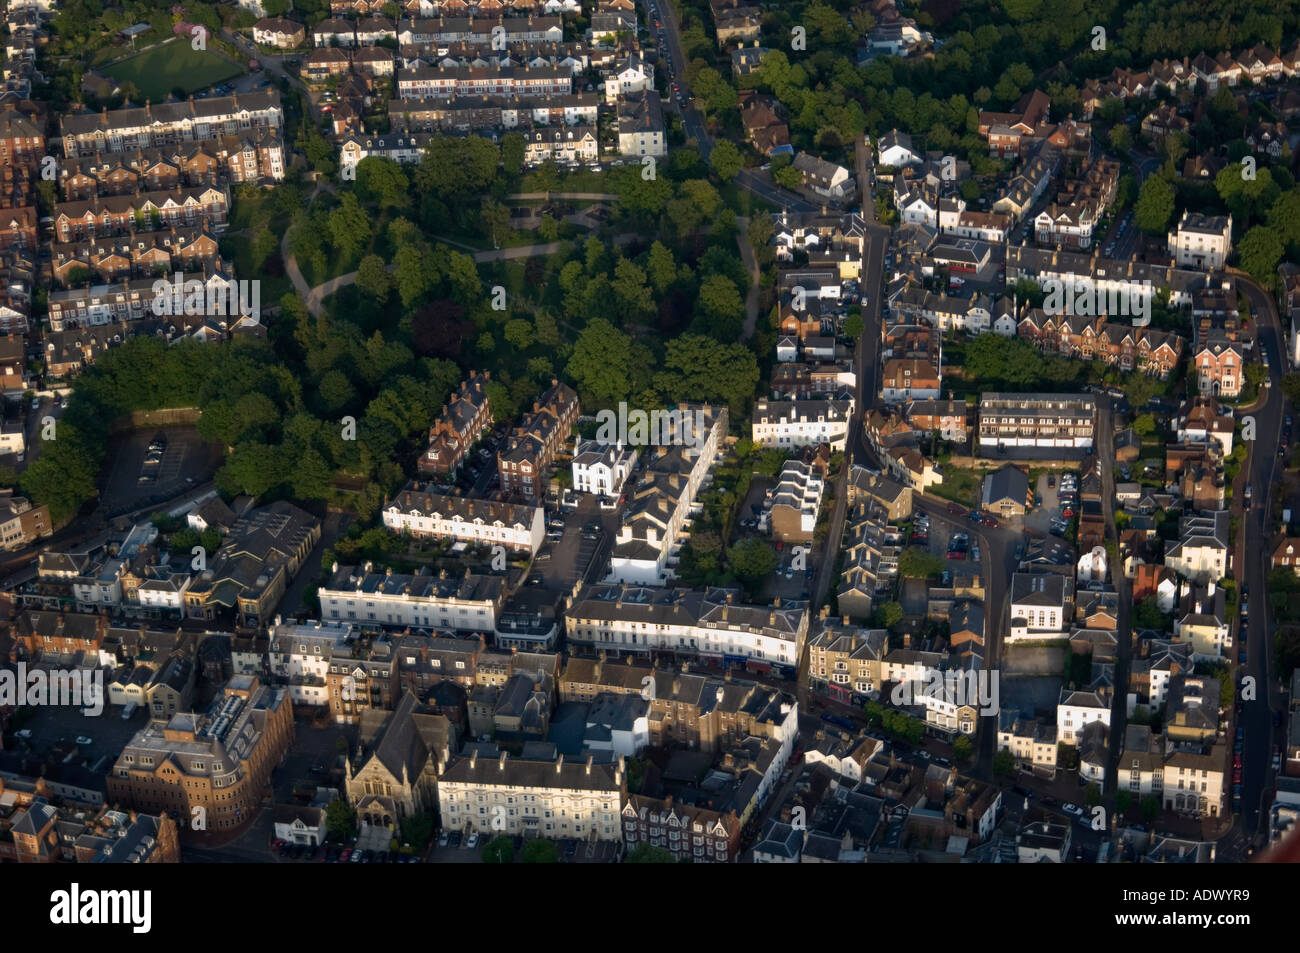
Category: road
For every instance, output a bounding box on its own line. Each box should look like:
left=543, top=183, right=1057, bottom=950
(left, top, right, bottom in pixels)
left=1232, top=273, right=1286, bottom=846
left=647, top=0, right=817, bottom=213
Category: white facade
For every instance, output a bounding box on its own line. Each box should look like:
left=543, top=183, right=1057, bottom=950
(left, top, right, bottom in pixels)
left=572, top=442, right=638, bottom=497
left=381, top=493, right=545, bottom=554
left=1057, top=697, right=1112, bottom=745
left=751, top=398, right=854, bottom=451
left=1167, top=212, right=1232, bottom=270
left=318, top=569, right=500, bottom=633
left=437, top=753, right=624, bottom=840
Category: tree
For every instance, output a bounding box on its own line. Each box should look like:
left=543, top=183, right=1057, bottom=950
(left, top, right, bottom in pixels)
left=1115, top=789, right=1132, bottom=814
left=521, top=838, right=558, bottom=863
left=993, top=749, right=1016, bottom=776
left=325, top=798, right=356, bottom=843
left=1282, top=372, right=1300, bottom=406
left=1133, top=596, right=1168, bottom=631
left=874, top=600, right=904, bottom=628
left=773, top=163, right=803, bottom=190
left=695, top=273, right=744, bottom=340
left=842, top=311, right=864, bottom=341
left=500, top=131, right=526, bottom=177
left=1237, top=226, right=1284, bottom=287
left=899, top=546, right=945, bottom=579
left=328, top=192, right=372, bottom=261
left=1133, top=175, right=1175, bottom=235
left=355, top=157, right=409, bottom=210
left=952, top=735, right=974, bottom=763
left=1084, top=783, right=1101, bottom=807
left=1131, top=413, right=1156, bottom=436
left=727, top=538, right=778, bottom=591
left=1140, top=794, right=1160, bottom=822
left=356, top=254, right=391, bottom=299
left=481, top=836, right=514, bottom=863
left=565, top=318, right=647, bottom=409
left=709, top=138, right=743, bottom=181
left=653, top=334, right=760, bottom=412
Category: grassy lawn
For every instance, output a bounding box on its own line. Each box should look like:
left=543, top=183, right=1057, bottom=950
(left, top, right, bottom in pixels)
left=105, top=40, right=245, bottom=101
left=931, top=465, right=983, bottom=507
left=228, top=188, right=292, bottom=233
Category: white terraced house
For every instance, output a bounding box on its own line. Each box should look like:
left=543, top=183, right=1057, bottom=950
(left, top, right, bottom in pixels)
left=381, top=483, right=545, bottom=553
left=751, top=398, right=854, bottom=450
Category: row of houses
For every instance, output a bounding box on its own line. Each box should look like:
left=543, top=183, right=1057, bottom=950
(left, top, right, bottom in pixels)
left=1081, top=42, right=1300, bottom=117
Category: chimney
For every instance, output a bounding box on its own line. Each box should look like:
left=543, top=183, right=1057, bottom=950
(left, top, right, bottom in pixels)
left=499, top=751, right=507, bottom=771
left=555, top=753, right=564, bottom=773
left=470, top=749, right=478, bottom=769
left=585, top=754, right=593, bottom=775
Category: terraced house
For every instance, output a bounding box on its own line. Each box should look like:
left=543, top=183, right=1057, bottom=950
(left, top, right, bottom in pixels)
left=60, top=91, right=284, bottom=158
left=564, top=585, right=808, bottom=675
left=497, top=379, right=579, bottom=498
left=1016, top=310, right=1184, bottom=378
left=416, top=371, right=492, bottom=475
left=53, top=185, right=230, bottom=242
left=382, top=484, right=545, bottom=553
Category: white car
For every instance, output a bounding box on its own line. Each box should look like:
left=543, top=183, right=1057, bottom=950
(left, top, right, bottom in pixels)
left=15, top=729, right=32, bottom=739
left=1063, top=803, right=1084, bottom=818
left=75, top=735, right=93, bottom=745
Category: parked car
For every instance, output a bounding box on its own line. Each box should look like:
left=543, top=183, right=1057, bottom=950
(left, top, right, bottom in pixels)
left=982, top=514, right=999, bottom=528
left=947, top=503, right=965, bottom=515
left=1063, top=803, right=1084, bottom=818
left=466, top=832, right=480, bottom=849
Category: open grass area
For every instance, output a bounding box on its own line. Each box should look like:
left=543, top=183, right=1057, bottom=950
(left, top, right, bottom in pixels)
left=105, top=40, right=245, bottom=101
left=930, top=465, right=983, bottom=506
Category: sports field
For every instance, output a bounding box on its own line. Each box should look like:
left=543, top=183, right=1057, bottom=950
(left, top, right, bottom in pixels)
left=105, top=39, right=245, bottom=101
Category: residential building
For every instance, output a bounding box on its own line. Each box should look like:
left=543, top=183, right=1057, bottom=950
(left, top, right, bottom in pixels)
left=751, top=397, right=854, bottom=451
left=437, top=748, right=626, bottom=840
left=768, top=459, right=825, bottom=542
left=977, top=393, right=1097, bottom=456
left=616, top=88, right=665, bottom=157
left=1167, top=212, right=1232, bottom=270
left=606, top=405, right=727, bottom=586
left=498, top=380, right=580, bottom=499
left=106, top=675, right=294, bottom=835
left=318, top=563, right=504, bottom=633
left=417, top=371, right=492, bottom=475
left=564, top=585, right=808, bottom=675
left=572, top=440, right=638, bottom=497
left=382, top=485, right=545, bottom=554
left=622, top=794, right=742, bottom=862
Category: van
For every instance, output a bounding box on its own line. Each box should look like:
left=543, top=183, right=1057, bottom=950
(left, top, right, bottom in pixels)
left=122, top=702, right=138, bottom=721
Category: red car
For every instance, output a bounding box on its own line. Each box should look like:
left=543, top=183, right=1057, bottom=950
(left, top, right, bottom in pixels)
left=1061, top=508, right=1075, bottom=519
left=947, top=503, right=965, bottom=515
left=983, top=514, right=1000, bottom=528
left=339, top=848, right=352, bottom=863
